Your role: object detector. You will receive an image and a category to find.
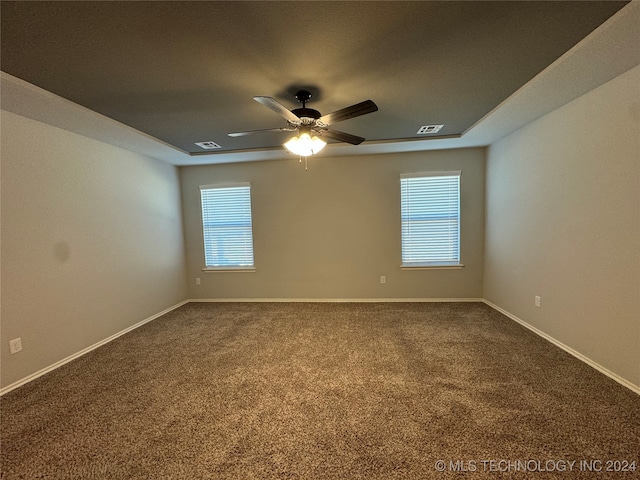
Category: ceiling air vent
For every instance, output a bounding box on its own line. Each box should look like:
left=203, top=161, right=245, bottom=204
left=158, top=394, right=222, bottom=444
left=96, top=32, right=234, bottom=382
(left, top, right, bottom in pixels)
left=195, top=141, right=222, bottom=150
left=417, top=125, right=444, bottom=135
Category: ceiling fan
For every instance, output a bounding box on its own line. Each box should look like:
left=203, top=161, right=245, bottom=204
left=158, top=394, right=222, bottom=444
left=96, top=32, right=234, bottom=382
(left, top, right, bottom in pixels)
left=228, top=90, right=378, bottom=156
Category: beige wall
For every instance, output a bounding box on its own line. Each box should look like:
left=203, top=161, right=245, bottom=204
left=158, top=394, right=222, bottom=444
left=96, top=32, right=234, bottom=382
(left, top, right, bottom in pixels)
left=484, top=65, right=640, bottom=387
left=181, top=149, right=485, bottom=300
left=0, top=111, right=188, bottom=389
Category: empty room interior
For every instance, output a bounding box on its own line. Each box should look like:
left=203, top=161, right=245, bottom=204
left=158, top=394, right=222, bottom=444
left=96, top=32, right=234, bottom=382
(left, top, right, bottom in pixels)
left=1, top=1, right=639, bottom=478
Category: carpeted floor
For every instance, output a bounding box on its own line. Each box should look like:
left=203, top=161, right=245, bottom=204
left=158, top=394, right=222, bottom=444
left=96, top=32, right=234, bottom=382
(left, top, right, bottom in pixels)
left=1, top=302, right=639, bottom=479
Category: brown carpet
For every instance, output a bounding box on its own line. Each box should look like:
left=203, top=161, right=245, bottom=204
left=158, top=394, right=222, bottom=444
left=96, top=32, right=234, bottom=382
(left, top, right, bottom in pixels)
left=1, top=302, right=639, bottom=479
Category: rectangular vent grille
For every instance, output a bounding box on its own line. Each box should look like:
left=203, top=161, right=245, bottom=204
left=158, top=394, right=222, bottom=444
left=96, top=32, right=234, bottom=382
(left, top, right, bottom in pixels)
left=417, top=125, right=444, bottom=135
left=195, top=141, right=222, bottom=150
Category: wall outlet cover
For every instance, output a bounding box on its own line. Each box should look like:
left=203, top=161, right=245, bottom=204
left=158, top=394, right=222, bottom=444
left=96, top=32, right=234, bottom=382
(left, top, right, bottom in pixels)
left=9, top=338, right=22, bottom=354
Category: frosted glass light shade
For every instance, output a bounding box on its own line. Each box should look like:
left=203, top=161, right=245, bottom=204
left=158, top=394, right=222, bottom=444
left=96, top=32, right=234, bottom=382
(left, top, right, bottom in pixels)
left=283, top=132, right=326, bottom=156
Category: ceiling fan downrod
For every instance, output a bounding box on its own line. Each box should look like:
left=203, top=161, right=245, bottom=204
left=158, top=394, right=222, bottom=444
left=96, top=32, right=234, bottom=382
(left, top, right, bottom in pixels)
left=295, top=90, right=312, bottom=108
left=291, top=90, right=321, bottom=123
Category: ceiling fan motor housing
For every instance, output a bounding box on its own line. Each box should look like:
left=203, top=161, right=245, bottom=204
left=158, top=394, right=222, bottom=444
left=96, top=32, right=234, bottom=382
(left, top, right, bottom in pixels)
left=291, top=107, right=321, bottom=123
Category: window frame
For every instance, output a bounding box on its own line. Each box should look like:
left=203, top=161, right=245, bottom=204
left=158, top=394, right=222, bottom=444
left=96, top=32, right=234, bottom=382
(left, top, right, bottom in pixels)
left=199, top=182, right=256, bottom=272
left=399, top=171, right=463, bottom=270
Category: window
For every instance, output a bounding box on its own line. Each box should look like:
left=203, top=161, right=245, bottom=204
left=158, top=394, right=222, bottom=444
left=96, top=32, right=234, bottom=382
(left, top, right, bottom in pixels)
left=400, top=172, right=461, bottom=268
left=200, top=183, right=255, bottom=270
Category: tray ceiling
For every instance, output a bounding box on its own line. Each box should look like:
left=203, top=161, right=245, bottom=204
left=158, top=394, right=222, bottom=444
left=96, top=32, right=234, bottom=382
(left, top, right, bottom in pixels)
left=0, top=1, right=629, bottom=159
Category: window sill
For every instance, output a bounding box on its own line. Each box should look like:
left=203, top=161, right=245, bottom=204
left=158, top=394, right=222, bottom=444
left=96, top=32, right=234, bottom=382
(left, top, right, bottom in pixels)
left=202, top=267, right=256, bottom=273
left=401, top=263, right=464, bottom=270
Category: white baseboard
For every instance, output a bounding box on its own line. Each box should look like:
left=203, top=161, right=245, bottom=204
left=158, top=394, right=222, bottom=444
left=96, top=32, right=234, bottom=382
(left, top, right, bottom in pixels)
left=0, top=300, right=190, bottom=396
left=483, top=300, right=640, bottom=396
left=188, top=297, right=485, bottom=303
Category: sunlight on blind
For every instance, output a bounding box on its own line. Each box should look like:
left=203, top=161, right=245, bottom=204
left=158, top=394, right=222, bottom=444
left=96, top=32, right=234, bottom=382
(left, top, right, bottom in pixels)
left=400, top=172, right=460, bottom=266
left=200, top=184, right=254, bottom=268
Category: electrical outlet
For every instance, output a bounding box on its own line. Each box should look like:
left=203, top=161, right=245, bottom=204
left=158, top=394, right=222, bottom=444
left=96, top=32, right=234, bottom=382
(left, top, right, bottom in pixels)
left=535, top=296, right=541, bottom=308
left=9, top=338, right=22, bottom=355
left=380, top=275, right=386, bottom=284
left=196, top=277, right=201, bottom=286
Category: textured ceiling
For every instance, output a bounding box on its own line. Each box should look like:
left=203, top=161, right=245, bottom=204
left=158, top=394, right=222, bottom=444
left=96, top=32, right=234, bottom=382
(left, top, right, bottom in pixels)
left=0, top=1, right=629, bottom=156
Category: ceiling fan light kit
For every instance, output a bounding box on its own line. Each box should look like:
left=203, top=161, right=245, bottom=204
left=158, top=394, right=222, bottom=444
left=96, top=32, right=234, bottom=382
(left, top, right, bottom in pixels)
left=283, top=131, right=327, bottom=157
left=228, top=89, right=378, bottom=165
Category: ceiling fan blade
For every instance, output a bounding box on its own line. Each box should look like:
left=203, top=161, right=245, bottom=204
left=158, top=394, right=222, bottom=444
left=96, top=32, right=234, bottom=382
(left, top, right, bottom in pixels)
left=319, top=100, right=378, bottom=125
left=228, top=127, right=294, bottom=137
left=320, top=128, right=365, bottom=145
left=253, top=96, right=301, bottom=124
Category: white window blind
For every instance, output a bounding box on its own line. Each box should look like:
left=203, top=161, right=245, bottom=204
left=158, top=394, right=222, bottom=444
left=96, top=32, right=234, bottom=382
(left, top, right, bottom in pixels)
left=400, top=172, right=461, bottom=267
left=200, top=183, right=254, bottom=269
